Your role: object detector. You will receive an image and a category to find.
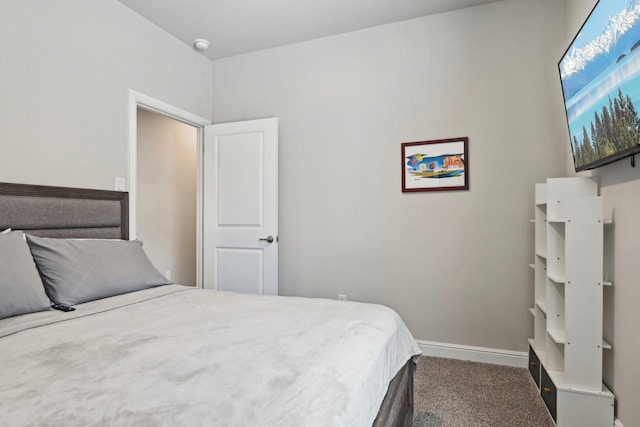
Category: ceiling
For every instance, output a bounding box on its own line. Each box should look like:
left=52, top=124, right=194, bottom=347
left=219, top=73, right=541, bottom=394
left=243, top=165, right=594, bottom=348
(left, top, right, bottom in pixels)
left=117, top=0, right=500, bottom=60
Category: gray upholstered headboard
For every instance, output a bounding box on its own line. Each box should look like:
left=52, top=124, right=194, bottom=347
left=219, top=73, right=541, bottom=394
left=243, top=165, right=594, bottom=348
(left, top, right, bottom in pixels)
left=0, top=182, right=129, bottom=239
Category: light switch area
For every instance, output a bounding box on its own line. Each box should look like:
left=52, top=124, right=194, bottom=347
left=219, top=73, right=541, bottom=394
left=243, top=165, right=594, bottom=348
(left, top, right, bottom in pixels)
left=115, top=177, right=126, bottom=191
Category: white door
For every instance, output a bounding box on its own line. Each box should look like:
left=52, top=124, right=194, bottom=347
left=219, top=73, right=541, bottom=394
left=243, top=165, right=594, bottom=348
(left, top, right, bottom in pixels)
left=202, top=118, right=278, bottom=295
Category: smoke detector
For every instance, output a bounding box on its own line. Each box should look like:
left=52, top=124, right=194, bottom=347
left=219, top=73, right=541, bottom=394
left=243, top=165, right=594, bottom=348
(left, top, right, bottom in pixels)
left=193, top=39, right=210, bottom=51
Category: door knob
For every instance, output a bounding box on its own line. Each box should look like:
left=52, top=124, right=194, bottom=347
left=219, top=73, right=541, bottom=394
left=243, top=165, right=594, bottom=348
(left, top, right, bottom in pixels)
left=259, top=235, right=274, bottom=243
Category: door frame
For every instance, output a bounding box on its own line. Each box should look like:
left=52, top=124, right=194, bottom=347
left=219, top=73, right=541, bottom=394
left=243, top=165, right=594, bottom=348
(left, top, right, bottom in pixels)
left=127, top=90, right=211, bottom=288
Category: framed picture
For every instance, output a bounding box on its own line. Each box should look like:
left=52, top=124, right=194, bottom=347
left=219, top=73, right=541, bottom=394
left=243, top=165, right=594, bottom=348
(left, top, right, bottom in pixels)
left=401, top=137, right=469, bottom=192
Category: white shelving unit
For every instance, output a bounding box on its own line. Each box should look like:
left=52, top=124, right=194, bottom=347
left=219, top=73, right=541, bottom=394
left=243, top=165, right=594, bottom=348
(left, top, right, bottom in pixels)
left=528, top=177, right=614, bottom=427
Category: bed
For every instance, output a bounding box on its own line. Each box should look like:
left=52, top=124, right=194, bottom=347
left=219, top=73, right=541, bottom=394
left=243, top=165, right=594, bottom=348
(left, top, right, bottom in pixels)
left=0, top=182, right=421, bottom=427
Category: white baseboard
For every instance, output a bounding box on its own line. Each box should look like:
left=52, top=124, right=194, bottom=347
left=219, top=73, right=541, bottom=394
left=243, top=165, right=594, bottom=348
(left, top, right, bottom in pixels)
left=615, top=419, right=624, bottom=427
left=416, top=339, right=528, bottom=368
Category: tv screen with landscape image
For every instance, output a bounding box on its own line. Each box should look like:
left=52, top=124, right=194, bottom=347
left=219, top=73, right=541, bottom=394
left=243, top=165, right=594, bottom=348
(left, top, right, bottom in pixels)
left=559, top=0, right=640, bottom=171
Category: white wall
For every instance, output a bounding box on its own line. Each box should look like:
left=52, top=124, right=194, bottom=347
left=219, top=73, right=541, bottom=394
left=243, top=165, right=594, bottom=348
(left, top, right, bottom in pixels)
left=564, top=1, right=640, bottom=424
left=211, top=0, right=567, bottom=351
left=0, top=0, right=212, bottom=191
left=137, top=109, right=198, bottom=286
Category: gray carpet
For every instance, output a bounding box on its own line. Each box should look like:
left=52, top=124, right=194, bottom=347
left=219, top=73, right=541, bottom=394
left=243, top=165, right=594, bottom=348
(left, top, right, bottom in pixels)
left=412, top=356, right=555, bottom=427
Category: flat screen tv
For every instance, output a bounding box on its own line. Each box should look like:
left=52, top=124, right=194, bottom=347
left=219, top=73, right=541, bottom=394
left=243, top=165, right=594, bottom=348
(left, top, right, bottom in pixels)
left=559, top=0, right=640, bottom=171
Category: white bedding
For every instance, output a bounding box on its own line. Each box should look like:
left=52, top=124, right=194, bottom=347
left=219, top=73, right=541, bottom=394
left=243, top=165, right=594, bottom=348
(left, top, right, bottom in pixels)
left=0, top=285, right=420, bottom=426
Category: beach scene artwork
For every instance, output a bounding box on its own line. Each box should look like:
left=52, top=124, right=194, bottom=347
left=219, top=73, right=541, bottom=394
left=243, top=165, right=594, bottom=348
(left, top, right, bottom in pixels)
left=402, top=138, right=467, bottom=192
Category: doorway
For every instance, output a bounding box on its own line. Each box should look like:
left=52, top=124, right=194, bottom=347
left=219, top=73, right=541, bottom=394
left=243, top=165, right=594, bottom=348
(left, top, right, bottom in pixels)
left=137, top=109, right=198, bottom=286
left=128, top=90, right=211, bottom=287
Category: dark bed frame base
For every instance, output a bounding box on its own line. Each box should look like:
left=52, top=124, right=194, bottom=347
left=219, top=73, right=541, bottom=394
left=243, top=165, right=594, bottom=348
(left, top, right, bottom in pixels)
left=373, top=359, right=415, bottom=427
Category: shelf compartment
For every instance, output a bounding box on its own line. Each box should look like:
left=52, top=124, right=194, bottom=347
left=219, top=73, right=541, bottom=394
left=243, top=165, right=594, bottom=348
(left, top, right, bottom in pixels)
left=545, top=279, right=565, bottom=334
left=543, top=368, right=614, bottom=397
left=535, top=300, right=547, bottom=314
left=545, top=335, right=564, bottom=372
left=547, top=329, right=565, bottom=344
left=547, top=273, right=566, bottom=284
left=547, top=219, right=565, bottom=224
left=535, top=183, right=547, bottom=207
left=533, top=311, right=547, bottom=353
left=533, top=256, right=547, bottom=317
left=546, top=221, right=566, bottom=279
left=534, top=187, right=547, bottom=256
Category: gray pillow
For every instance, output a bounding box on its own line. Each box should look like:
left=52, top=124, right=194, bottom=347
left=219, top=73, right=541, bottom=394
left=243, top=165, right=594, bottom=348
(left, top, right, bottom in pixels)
left=0, top=231, right=51, bottom=319
left=26, top=236, right=171, bottom=306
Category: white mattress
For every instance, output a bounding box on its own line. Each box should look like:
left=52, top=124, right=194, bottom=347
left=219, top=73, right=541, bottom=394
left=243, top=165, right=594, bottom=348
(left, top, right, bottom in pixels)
left=0, top=285, right=420, bottom=426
